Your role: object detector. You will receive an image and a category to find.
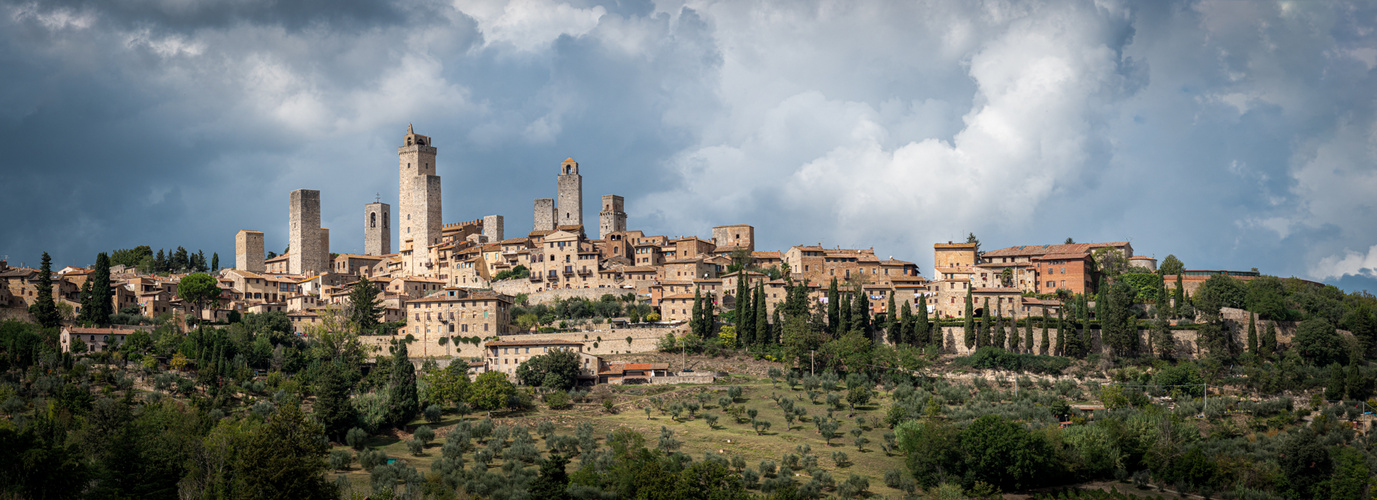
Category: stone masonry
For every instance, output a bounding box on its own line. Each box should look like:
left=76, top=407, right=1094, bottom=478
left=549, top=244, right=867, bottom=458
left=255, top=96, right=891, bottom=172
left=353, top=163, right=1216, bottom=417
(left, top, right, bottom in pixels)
left=319, top=228, right=330, bottom=271
left=599, top=194, right=626, bottom=240
left=533, top=198, right=555, bottom=232
left=557, top=158, right=583, bottom=228
left=364, top=201, right=391, bottom=255
left=398, top=125, right=442, bottom=274
left=288, top=189, right=325, bottom=275
left=711, top=224, right=754, bottom=252
left=483, top=214, right=504, bottom=242
left=235, top=230, right=265, bottom=272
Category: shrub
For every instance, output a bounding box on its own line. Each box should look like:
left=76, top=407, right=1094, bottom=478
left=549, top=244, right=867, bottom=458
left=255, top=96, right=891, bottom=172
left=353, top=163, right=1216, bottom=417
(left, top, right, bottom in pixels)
left=953, top=346, right=1071, bottom=375
left=544, top=390, right=573, bottom=410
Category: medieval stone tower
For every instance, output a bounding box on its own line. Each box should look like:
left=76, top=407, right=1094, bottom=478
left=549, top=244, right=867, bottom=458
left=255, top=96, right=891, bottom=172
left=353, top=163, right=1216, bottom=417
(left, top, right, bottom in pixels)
left=235, top=230, right=265, bottom=272
left=398, top=124, right=442, bottom=274
left=364, top=201, right=391, bottom=255
left=557, top=158, right=583, bottom=228
left=599, top=194, right=626, bottom=240
left=482, top=214, right=504, bottom=242
left=288, top=189, right=325, bottom=275
left=533, top=198, right=555, bottom=232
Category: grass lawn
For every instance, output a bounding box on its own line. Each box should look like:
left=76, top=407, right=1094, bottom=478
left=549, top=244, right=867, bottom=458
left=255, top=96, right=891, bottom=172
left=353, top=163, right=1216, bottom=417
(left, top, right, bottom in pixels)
left=330, top=375, right=913, bottom=498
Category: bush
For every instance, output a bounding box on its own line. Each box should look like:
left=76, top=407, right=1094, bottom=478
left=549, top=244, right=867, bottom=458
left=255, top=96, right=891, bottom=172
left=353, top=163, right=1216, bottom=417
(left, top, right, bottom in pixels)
left=407, top=438, right=424, bottom=456
left=544, top=390, right=573, bottom=410
left=954, top=347, right=1071, bottom=375
left=413, top=425, right=434, bottom=445
left=329, top=449, right=353, bottom=470
left=423, top=404, right=442, bottom=423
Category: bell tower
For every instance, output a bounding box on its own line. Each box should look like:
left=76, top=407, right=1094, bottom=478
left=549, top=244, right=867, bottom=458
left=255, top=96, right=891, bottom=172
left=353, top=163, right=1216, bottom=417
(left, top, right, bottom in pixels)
left=557, top=157, right=583, bottom=228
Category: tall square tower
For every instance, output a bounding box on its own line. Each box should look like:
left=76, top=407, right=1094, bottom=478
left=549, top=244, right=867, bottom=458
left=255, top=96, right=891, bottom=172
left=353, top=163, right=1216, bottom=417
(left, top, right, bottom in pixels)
left=289, top=189, right=325, bottom=275
left=235, top=230, right=265, bottom=272
left=557, top=158, right=583, bottom=228
left=398, top=124, right=442, bottom=274
left=533, top=198, right=555, bottom=232
left=365, top=201, right=391, bottom=255
left=482, top=215, right=504, bottom=242
left=599, top=194, right=626, bottom=240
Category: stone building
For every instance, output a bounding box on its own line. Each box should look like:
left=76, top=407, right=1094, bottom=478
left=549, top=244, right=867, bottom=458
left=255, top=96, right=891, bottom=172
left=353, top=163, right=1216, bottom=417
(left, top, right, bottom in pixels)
left=398, top=125, right=443, bottom=275
left=557, top=158, right=583, bottom=228
left=483, top=338, right=598, bottom=382
left=404, top=288, right=514, bottom=355
left=364, top=201, right=391, bottom=255
left=235, top=230, right=265, bottom=273
left=598, top=194, right=626, bottom=240
left=288, top=189, right=325, bottom=275
left=712, top=224, right=755, bottom=253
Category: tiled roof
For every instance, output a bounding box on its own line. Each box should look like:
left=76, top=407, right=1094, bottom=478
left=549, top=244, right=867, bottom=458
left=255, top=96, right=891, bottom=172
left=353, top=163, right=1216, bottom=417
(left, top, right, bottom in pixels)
left=983, top=242, right=1128, bottom=258
left=485, top=339, right=582, bottom=347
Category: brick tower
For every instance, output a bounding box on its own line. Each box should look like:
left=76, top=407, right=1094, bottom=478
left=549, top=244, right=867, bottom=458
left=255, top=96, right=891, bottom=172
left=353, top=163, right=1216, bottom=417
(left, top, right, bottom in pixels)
left=599, top=194, right=626, bottom=240
left=364, top=201, right=391, bottom=255
left=557, top=158, right=582, bottom=228
left=398, top=124, right=442, bottom=275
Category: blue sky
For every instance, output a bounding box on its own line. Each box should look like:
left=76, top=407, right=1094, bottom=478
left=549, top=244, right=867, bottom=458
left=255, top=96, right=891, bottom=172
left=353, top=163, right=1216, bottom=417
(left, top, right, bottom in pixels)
left=1, top=0, right=1374, bottom=293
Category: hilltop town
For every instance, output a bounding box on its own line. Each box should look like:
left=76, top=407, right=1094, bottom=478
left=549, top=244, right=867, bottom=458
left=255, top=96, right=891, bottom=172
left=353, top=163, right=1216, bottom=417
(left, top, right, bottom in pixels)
left=3, top=126, right=1375, bottom=500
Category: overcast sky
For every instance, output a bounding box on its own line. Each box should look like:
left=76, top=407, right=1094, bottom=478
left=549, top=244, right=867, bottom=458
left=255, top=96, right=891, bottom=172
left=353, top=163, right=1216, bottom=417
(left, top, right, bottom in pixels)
left=2, top=0, right=1375, bottom=293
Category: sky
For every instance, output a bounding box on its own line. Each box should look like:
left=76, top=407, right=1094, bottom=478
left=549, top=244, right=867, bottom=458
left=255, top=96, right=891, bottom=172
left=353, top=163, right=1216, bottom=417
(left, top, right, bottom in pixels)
left=1, top=0, right=1375, bottom=293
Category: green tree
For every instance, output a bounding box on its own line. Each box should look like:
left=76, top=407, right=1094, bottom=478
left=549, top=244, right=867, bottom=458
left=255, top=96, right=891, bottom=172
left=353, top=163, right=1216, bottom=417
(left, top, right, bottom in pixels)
left=1195, top=274, right=1246, bottom=321
left=234, top=403, right=337, bottom=499
left=1293, top=318, right=1346, bottom=366
left=1022, top=313, right=1033, bottom=354
left=1039, top=309, right=1050, bottom=355
left=734, top=272, right=752, bottom=346
left=827, top=278, right=840, bottom=334
left=211, top=252, right=219, bottom=271
left=468, top=371, right=517, bottom=412
left=422, top=362, right=471, bottom=406
left=963, top=287, right=975, bottom=350
left=898, top=301, right=913, bottom=345
left=691, top=288, right=705, bottom=337
left=314, top=362, right=357, bottom=442
left=29, top=252, right=61, bottom=328
left=991, top=303, right=1006, bottom=349
left=851, top=285, right=869, bottom=336
left=754, top=283, right=768, bottom=347
left=958, top=414, right=1056, bottom=491
left=515, top=348, right=582, bottom=391
left=1245, top=275, right=1287, bottom=320
left=978, top=298, right=991, bottom=347
left=1173, top=274, right=1185, bottom=319
left=347, top=277, right=384, bottom=335
left=90, top=252, right=114, bottom=324
left=885, top=294, right=899, bottom=344
left=530, top=453, right=572, bottom=500
left=178, top=272, right=221, bottom=324
left=1260, top=320, right=1277, bottom=358
left=388, top=342, right=419, bottom=427
left=1246, top=313, right=1258, bottom=355
left=1159, top=254, right=1185, bottom=276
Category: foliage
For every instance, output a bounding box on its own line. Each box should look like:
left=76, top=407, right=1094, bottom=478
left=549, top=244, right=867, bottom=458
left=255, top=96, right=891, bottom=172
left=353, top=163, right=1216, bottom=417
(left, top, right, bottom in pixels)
left=515, top=348, right=582, bottom=391
left=954, top=347, right=1071, bottom=375
left=1293, top=318, right=1346, bottom=366
left=388, top=341, right=419, bottom=427
left=347, top=277, right=385, bottom=334
left=468, top=371, right=517, bottom=411
left=178, top=272, right=221, bottom=320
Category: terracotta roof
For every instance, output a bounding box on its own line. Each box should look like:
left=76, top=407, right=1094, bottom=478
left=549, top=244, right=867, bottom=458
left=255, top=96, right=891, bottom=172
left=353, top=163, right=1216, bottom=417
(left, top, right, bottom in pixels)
left=662, top=293, right=697, bottom=300
left=1031, top=253, right=1090, bottom=261
left=752, top=251, right=782, bottom=259
left=934, top=242, right=977, bottom=249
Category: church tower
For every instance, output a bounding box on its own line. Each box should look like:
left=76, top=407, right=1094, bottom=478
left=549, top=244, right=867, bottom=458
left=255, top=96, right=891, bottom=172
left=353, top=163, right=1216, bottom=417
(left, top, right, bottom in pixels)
left=364, top=200, right=391, bottom=256
left=398, top=124, right=441, bottom=275
left=557, top=158, right=583, bottom=228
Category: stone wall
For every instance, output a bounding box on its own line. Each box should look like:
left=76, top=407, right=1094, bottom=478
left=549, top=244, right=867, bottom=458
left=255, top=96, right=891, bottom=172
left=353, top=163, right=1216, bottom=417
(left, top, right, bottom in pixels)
left=557, top=162, right=583, bottom=227
left=483, top=215, right=504, bottom=241
left=363, top=323, right=683, bottom=361
left=598, top=194, right=625, bottom=240
left=235, top=230, right=264, bottom=272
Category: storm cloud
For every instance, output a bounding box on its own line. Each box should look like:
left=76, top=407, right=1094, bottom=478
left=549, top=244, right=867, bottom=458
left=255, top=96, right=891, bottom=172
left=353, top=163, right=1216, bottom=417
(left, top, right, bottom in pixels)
left=1, top=0, right=1374, bottom=292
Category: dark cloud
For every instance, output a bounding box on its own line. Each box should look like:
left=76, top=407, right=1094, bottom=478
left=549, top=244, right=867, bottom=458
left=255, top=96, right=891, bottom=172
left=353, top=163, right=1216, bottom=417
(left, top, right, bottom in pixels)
left=0, top=0, right=1374, bottom=295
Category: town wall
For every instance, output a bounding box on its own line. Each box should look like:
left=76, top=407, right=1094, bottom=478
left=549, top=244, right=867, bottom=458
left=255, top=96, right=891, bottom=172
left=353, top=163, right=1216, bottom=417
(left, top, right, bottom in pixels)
left=235, top=230, right=265, bottom=272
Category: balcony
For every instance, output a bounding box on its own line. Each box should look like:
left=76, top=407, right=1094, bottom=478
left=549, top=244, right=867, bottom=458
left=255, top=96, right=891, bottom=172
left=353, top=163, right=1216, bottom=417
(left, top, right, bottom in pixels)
left=529, top=274, right=543, bottom=282
left=563, top=270, right=575, bottom=277
left=578, top=268, right=592, bottom=277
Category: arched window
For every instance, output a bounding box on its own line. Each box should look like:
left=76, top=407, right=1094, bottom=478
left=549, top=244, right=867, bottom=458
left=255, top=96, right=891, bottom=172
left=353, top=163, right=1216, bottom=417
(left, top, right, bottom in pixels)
left=370, top=212, right=377, bottom=228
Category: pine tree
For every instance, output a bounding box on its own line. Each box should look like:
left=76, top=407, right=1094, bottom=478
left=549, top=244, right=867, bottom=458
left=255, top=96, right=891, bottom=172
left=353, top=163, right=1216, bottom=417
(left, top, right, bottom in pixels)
left=962, top=287, right=975, bottom=350
left=827, top=278, right=840, bottom=334
left=29, top=252, right=60, bottom=328
left=1247, top=313, right=1259, bottom=355
left=315, top=362, right=357, bottom=441
left=389, top=342, right=419, bottom=428
left=348, top=277, right=384, bottom=335
left=885, top=294, right=898, bottom=345
left=1039, top=308, right=1050, bottom=355
left=754, top=283, right=768, bottom=347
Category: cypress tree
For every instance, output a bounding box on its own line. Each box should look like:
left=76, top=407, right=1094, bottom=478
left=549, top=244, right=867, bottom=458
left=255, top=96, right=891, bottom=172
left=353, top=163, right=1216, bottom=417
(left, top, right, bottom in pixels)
left=753, top=283, right=767, bottom=347
left=963, top=287, right=975, bottom=350
left=839, top=292, right=851, bottom=334
left=851, top=285, right=869, bottom=337
left=899, top=301, right=913, bottom=346
left=1039, top=307, right=1050, bottom=355
left=827, top=278, right=840, bottom=334
left=735, top=273, right=751, bottom=346
left=1023, top=312, right=1033, bottom=354
left=211, top=252, right=219, bottom=271
left=771, top=308, right=783, bottom=344
left=314, top=362, right=356, bottom=442
left=992, top=302, right=1006, bottom=349
left=885, top=294, right=898, bottom=344
left=1173, top=274, right=1185, bottom=318
left=978, top=298, right=992, bottom=347
left=1261, top=320, right=1277, bottom=358
left=91, top=252, right=113, bottom=323
left=918, top=295, right=933, bottom=346
left=1247, top=313, right=1258, bottom=356
left=389, top=342, right=419, bottom=428
left=691, top=289, right=703, bottom=337
left=1055, top=308, right=1065, bottom=356
left=30, top=252, right=61, bottom=328
left=77, top=280, right=94, bottom=325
